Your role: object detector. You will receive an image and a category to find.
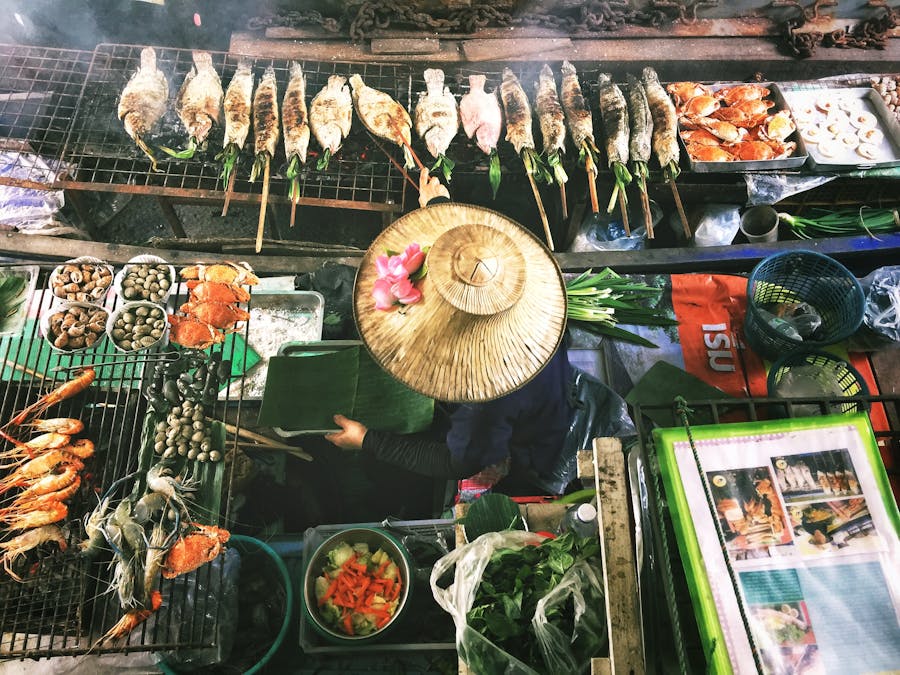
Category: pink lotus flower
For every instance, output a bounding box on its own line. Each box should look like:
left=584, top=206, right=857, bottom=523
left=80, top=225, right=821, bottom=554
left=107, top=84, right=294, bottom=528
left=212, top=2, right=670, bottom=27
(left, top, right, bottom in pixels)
left=375, top=254, right=409, bottom=284
left=372, top=278, right=396, bottom=310
left=373, top=241, right=427, bottom=310
left=401, top=243, right=425, bottom=276
left=392, top=277, right=422, bottom=305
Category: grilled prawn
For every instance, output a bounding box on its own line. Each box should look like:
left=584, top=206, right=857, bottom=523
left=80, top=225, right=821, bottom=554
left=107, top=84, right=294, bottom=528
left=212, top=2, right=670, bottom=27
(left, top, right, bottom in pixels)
left=216, top=58, right=254, bottom=185
left=349, top=74, right=414, bottom=169
left=283, top=61, right=310, bottom=208
left=597, top=73, right=632, bottom=213
left=162, top=51, right=223, bottom=159
left=117, top=47, right=168, bottom=172
left=535, top=64, right=567, bottom=187
left=414, top=68, right=459, bottom=182
left=459, top=74, right=503, bottom=196
left=309, top=75, right=353, bottom=170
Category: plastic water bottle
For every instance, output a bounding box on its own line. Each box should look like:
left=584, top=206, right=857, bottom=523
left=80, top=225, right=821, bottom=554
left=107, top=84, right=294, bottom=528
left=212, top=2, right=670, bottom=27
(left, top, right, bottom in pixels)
left=559, top=503, right=598, bottom=539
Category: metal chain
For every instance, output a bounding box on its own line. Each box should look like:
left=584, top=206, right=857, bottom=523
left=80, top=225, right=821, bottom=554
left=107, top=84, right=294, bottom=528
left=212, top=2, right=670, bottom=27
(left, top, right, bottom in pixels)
left=776, top=4, right=898, bottom=58
left=673, top=396, right=765, bottom=675
left=246, top=10, right=341, bottom=33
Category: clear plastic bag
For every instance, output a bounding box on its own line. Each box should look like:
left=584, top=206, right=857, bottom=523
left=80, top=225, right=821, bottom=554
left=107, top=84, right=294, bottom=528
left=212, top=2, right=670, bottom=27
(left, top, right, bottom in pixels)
left=534, top=561, right=608, bottom=674
left=855, top=265, right=900, bottom=349
left=744, top=173, right=836, bottom=207
left=431, top=531, right=607, bottom=675
left=691, top=203, right=741, bottom=247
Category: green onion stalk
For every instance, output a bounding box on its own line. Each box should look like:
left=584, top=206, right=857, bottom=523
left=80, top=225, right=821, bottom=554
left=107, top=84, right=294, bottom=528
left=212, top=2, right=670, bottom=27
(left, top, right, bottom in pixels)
left=630, top=159, right=649, bottom=192
left=215, top=143, right=241, bottom=184
left=546, top=150, right=568, bottom=186
left=133, top=136, right=160, bottom=172
left=607, top=162, right=632, bottom=214
left=286, top=154, right=303, bottom=204
left=250, top=152, right=269, bottom=182
left=521, top=147, right=552, bottom=185
left=663, top=159, right=681, bottom=182
left=488, top=148, right=501, bottom=199
left=778, top=207, right=900, bottom=240
left=431, top=154, right=456, bottom=183
left=566, top=268, right=678, bottom=348
left=160, top=136, right=200, bottom=160
left=577, top=140, right=600, bottom=177
left=316, top=148, right=333, bottom=171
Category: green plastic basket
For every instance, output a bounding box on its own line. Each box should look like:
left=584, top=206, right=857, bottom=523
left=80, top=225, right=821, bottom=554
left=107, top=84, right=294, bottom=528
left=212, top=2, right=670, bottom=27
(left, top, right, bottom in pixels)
left=767, top=350, right=869, bottom=415
left=744, top=251, right=864, bottom=360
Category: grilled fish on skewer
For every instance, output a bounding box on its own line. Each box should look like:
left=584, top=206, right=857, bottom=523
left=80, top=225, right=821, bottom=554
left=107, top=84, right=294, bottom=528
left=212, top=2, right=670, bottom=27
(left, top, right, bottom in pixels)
left=216, top=58, right=253, bottom=185
left=283, top=62, right=310, bottom=214
left=349, top=74, right=414, bottom=169
left=500, top=68, right=549, bottom=183
left=559, top=60, right=600, bottom=212
left=641, top=66, right=680, bottom=177
left=118, top=47, right=168, bottom=172
left=460, top=74, right=503, bottom=197
left=534, top=64, right=567, bottom=187
left=414, top=68, right=459, bottom=182
left=309, top=75, right=352, bottom=170
left=251, top=66, right=279, bottom=181
left=627, top=74, right=654, bottom=237
left=597, top=73, right=632, bottom=214
left=162, top=51, right=223, bottom=159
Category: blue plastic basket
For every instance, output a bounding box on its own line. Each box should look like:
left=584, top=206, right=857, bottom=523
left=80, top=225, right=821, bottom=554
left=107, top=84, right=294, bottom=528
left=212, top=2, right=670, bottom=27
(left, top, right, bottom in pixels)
left=744, top=251, right=864, bottom=360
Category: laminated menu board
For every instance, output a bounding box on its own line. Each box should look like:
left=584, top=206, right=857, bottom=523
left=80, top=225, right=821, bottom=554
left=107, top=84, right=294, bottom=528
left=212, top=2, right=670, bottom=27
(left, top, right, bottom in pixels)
left=654, top=413, right=900, bottom=675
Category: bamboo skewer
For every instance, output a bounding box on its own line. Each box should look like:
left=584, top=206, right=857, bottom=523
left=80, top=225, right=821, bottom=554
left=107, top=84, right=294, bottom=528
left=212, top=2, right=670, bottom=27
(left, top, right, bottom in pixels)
left=639, top=182, right=654, bottom=239
left=559, top=183, right=568, bottom=221
left=395, top=131, right=427, bottom=173
left=289, top=187, right=298, bottom=229
left=255, top=156, right=271, bottom=253
left=368, top=133, right=419, bottom=192
left=526, top=170, right=554, bottom=251
left=669, top=177, right=691, bottom=239
left=216, top=419, right=312, bottom=461
left=221, top=168, right=237, bottom=217
left=618, top=190, right=631, bottom=236
left=584, top=151, right=600, bottom=214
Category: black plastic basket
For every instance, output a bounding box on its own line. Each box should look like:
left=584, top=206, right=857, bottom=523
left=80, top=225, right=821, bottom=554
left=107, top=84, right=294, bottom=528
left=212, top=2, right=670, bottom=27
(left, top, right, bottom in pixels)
left=744, top=251, right=864, bottom=360
left=767, top=349, right=869, bottom=414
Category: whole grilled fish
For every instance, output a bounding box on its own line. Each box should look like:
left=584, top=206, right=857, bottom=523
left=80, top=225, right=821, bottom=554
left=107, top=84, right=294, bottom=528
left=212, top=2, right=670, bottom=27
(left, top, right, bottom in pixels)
left=222, top=59, right=253, bottom=152
left=349, top=74, right=414, bottom=168
left=253, top=66, right=279, bottom=160
left=117, top=47, right=168, bottom=170
left=282, top=62, right=310, bottom=165
left=597, top=73, right=629, bottom=168
left=414, top=68, right=459, bottom=160
left=459, top=74, right=502, bottom=156
left=559, top=61, right=595, bottom=151
left=642, top=66, right=680, bottom=171
left=499, top=68, right=534, bottom=154
left=218, top=58, right=253, bottom=183
left=171, top=51, right=222, bottom=155
left=534, top=64, right=565, bottom=156
left=627, top=74, right=652, bottom=165
left=309, top=75, right=353, bottom=170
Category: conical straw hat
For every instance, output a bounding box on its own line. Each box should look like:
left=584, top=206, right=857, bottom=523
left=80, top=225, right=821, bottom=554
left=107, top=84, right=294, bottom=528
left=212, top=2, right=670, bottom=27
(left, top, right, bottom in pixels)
left=354, top=203, right=566, bottom=402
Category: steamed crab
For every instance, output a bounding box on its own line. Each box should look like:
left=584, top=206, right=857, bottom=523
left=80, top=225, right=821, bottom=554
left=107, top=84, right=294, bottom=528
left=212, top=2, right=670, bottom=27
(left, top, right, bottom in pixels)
left=162, top=522, right=230, bottom=579
left=167, top=315, right=226, bottom=349
left=179, top=262, right=259, bottom=286
left=178, top=300, right=249, bottom=331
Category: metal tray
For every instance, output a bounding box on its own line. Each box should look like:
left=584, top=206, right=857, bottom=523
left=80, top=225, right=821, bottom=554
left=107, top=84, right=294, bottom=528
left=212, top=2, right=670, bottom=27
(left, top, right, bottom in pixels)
left=779, top=86, right=900, bottom=171
left=680, top=82, right=808, bottom=173
left=220, top=290, right=324, bottom=401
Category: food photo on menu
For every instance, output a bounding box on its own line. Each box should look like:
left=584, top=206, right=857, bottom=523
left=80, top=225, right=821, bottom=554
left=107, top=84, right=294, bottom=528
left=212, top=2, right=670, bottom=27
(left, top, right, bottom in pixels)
left=707, top=466, right=793, bottom=557
left=771, top=450, right=861, bottom=504
left=751, top=601, right=822, bottom=675
left=787, top=497, right=881, bottom=555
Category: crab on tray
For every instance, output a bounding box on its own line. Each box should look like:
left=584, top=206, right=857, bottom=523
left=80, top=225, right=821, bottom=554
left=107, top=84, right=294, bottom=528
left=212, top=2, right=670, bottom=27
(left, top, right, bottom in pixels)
left=667, top=81, right=808, bottom=172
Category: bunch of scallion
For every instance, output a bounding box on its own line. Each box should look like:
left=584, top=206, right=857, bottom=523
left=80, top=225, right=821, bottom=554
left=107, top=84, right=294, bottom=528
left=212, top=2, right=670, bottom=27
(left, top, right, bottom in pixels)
left=778, top=207, right=899, bottom=240
left=566, top=268, right=678, bottom=348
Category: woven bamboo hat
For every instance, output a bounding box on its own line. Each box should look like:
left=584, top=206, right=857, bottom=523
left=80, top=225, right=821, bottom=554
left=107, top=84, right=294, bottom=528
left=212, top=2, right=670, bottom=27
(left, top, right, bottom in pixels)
left=353, top=203, right=566, bottom=402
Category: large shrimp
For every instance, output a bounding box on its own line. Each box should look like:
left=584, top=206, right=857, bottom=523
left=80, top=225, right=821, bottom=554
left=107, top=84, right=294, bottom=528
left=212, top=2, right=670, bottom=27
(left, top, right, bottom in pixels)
left=147, top=463, right=196, bottom=518
left=22, top=418, right=85, bottom=435
left=63, top=438, right=95, bottom=460
left=0, top=500, right=67, bottom=530
left=14, top=464, right=80, bottom=500
left=0, top=524, right=67, bottom=582
left=4, top=368, right=95, bottom=429
left=0, top=451, right=84, bottom=494
left=80, top=495, right=112, bottom=558
left=0, top=432, right=72, bottom=466
left=96, top=590, right=162, bottom=646
left=6, top=475, right=81, bottom=512
left=141, top=520, right=174, bottom=606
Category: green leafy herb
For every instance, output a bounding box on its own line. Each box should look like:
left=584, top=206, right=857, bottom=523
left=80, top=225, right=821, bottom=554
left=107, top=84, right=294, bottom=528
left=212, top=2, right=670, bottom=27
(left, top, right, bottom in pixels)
left=779, top=207, right=899, bottom=240
left=463, top=494, right=524, bottom=542
left=160, top=136, right=198, bottom=160
left=488, top=149, right=501, bottom=199
left=316, top=147, right=333, bottom=171
left=431, top=154, right=456, bottom=183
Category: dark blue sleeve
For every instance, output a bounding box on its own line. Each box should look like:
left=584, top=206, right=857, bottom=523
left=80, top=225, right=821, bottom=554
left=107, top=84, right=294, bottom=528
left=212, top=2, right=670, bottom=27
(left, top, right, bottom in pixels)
left=446, top=399, right=516, bottom=474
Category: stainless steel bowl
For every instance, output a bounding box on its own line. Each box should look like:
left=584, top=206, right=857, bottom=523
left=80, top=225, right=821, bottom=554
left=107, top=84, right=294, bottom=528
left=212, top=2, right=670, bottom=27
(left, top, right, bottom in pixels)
left=302, top=527, right=412, bottom=643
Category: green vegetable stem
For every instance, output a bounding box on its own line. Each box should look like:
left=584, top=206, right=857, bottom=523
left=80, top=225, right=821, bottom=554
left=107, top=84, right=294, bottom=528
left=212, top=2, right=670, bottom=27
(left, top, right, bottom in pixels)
left=607, top=162, right=632, bottom=214
left=779, top=207, right=899, bottom=240
left=488, top=149, right=501, bottom=199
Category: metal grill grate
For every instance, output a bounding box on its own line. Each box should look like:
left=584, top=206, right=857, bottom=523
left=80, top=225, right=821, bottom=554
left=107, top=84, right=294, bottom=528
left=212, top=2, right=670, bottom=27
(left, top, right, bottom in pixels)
left=0, top=266, right=247, bottom=658
left=61, top=44, right=410, bottom=212
left=632, top=395, right=900, bottom=674
left=0, top=44, right=91, bottom=186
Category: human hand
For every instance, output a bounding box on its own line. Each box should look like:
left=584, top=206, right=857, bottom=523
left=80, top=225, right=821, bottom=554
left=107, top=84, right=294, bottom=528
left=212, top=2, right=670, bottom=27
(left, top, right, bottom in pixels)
left=324, top=414, right=367, bottom=450
left=418, top=168, right=450, bottom=208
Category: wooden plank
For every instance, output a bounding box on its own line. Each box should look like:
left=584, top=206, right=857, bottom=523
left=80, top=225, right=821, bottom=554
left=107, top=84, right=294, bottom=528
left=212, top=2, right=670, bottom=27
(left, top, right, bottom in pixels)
left=371, top=38, right=441, bottom=55
left=577, top=448, right=594, bottom=486
left=230, top=32, right=460, bottom=62
left=462, top=37, right=572, bottom=62
left=593, top=437, right=645, bottom=675
left=591, top=657, right=613, bottom=675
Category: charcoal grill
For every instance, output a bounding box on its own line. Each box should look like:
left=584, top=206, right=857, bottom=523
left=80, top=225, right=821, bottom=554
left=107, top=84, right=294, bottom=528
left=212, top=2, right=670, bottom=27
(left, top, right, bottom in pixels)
left=0, top=267, right=250, bottom=658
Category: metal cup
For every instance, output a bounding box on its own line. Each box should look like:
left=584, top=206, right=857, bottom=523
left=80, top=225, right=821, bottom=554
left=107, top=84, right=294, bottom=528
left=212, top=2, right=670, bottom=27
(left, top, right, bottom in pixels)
left=740, top=205, right=779, bottom=243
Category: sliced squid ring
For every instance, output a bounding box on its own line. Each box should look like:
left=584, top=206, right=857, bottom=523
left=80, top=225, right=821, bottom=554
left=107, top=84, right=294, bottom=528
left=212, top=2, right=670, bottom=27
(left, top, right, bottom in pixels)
left=849, top=111, right=878, bottom=130
left=800, top=124, right=822, bottom=144
left=838, top=132, right=859, bottom=150
left=838, top=97, right=865, bottom=113
left=856, top=142, right=879, bottom=160
left=815, top=96, right=837, bottom=114
left=816, top=138, right=841, bottom=158
left=857, top=127, right=884, bottom=144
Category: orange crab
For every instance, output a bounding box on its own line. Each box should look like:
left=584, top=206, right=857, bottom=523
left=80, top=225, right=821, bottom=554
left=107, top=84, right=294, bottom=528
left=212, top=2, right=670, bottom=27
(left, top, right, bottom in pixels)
left=180, top=301, right=250, bottom=331
left=716, top=84, right=771, bottom=106
left=162, top=523, right=230, bottom=579
left=187, top=281, right=251, bottom=304
left=167, top=315, right=226, bottom=349
left=679, top=95, right=720, bottom=120
left=759, top=111, right=796, bottom=143
left=180, top=262, right=259, bottom=286
left=730, top=141, right=777, bottom=161
left=686, top=143, right=734, bottom=162
left=680, top=129, right=724, bottom=146
left=694, top=117, right=747, bottom=144
left=666, top=81, right=712, bottom=106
